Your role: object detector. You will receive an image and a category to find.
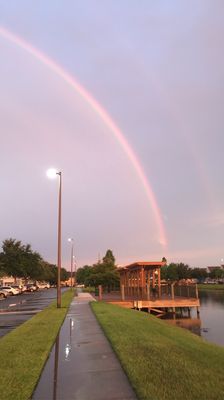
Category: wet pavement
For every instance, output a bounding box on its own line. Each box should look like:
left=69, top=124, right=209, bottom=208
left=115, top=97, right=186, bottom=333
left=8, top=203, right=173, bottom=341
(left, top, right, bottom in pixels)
left=32, top=292, right=137, bottom=400
left=0, top=288, right=67, bottom=337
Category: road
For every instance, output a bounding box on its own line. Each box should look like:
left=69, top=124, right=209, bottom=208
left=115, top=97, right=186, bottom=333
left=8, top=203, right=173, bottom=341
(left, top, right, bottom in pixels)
left=0, top=288, right=67, bottom=338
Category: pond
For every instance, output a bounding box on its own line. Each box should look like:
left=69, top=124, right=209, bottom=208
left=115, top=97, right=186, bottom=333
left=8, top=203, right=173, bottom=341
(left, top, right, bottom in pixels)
left=162, top=289, right=224, bottom=347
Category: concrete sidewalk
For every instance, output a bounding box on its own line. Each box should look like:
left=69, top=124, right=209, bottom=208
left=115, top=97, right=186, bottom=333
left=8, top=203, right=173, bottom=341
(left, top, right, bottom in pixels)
left=32, top=292, right=137, bottom=400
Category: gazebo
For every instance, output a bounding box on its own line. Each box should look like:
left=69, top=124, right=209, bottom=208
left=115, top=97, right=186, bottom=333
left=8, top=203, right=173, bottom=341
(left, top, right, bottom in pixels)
left=119, top=261, right=166, bottom=299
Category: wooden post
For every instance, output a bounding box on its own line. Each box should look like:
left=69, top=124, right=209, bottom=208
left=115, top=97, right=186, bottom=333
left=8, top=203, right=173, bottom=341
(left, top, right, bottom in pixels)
left=128, top=272, right=130, bottom=296
left=158, top=269, right=161, bottom=298
left=132, top=271, right=135, bottom=297
left=121, top=284, right=125, bottom=301
left=137, top=270, right=140, bottom=298
left=195, top=284, right=199, bottom=299
left=99, top=285, right=102, bottom=301
left=171, top=283, right=175, bottom=300
left=130, top=271, right=132, bottom=297
left=171, top=283, right=175, bottom=314
left=132, top=271, right=134, bottom=297
left=196, top=284, right=200, bottom=315
left=152, top=270, right=155, bottom=288
left=146, top=282, right=150, bottom=300
left=141, top=266, right=146, bottom=299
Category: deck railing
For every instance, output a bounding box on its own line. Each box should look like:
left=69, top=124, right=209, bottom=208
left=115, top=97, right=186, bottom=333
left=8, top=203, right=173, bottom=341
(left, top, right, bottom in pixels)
left=96, top=283, right=198, bottom=301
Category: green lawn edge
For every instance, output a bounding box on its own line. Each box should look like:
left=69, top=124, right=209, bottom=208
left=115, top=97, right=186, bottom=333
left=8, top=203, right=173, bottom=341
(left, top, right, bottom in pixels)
left=91, top=301, right=224, bottom=400
left=0, top=289, right=75, bottom=400
left=198, top=284, right=224, bottom=291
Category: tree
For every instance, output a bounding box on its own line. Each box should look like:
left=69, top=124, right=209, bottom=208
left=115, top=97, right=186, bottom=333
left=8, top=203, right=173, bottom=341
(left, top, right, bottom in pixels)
left=76, top=265, right=92, bottom=285
left=85, top=249, right=119, bottom=291
left=0, top=238, right=69, bottom=284
left=161, top=262, right=190, bottom=281
left=0, top=253, right=5, bottom=277
left=189, top=267, right=208, bottom=281
left=161, top=263, right=178, bottom=281
left=209, top=268, right=224, bottom=280
left=176, top=263, right=190, bottom=280
left=1, top=238, right=43, bottom=281
left=103, top=249, right=115, bottom=266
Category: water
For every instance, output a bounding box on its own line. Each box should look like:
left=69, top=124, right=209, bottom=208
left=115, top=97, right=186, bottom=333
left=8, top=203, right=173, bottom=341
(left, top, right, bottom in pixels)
left=162, top=290, right=224, bottom=347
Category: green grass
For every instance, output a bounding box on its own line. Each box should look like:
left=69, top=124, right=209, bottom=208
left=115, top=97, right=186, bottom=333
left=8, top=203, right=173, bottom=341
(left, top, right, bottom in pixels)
left=82, top=286, right=96, bottom=293
left=92, top=302, right=224, bottom=400
left=198, top=284, right=224, bottom=290
left=0, top=289, right=75, bottom=400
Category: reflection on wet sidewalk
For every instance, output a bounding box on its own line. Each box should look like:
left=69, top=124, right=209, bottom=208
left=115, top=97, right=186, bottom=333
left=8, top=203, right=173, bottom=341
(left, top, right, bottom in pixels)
left=53, top=318, right=75, bottom=399
left=33, top=296, right=136, bottom=400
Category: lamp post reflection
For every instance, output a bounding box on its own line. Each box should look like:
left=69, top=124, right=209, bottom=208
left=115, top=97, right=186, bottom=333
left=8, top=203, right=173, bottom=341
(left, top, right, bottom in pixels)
left=52, top=319, right=75, bottom=399
left=53, top=334, right=60, bottom=400
left=65, top=318, right=74, bottom=361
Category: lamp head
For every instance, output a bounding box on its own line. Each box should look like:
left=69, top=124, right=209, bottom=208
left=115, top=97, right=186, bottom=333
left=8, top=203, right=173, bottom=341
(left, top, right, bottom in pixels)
left=46, top=168, right=59, bottom=179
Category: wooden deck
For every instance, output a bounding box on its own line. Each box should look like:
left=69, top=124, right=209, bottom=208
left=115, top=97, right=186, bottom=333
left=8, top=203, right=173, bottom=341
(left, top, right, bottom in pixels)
left=105, top=297, right=200, bottom=311
left=134, top=298, right=200, bottom=309
left=96, top=283, right=200, bottom=314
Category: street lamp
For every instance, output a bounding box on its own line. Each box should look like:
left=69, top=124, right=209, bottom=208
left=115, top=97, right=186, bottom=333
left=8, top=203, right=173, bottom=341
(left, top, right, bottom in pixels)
left=47, top=168, right=62, bottom=308
left=73, top=256, right=77, bottom=285
left=68, top=238, right=74, bottom=288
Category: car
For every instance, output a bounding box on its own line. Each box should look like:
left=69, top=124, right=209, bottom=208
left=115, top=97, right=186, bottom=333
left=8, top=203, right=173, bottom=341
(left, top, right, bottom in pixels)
left=0, top=289, right=9, bottom=299
left=11, top=285, right=23, bottom=294
left=0, top=286, right=20, bottom=295
left=37, top=282, right=50, bottom=289
left=26, top=284, right=37, bottom=292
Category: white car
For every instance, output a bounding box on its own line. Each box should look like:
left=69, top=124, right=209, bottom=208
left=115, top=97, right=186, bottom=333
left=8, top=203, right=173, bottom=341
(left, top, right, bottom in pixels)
left=0, top=286, right=20, bottom=295
left=11, top=285, right=23, bottom=294
left=37, top=283, right=50, bottom=289
left=0, top=289, right=9, bottom=299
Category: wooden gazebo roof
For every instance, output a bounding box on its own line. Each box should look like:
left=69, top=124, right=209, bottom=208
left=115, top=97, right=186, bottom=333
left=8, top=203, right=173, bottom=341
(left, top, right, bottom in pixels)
left=118, top=261, right=165, bottom=273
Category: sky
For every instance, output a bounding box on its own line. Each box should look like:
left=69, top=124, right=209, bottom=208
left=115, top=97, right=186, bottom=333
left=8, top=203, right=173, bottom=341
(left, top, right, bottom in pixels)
left=0, top=1, right=224, bottom=269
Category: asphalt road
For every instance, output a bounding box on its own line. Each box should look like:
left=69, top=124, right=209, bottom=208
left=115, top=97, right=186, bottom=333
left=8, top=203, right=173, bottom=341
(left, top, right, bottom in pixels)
left=0, top=288, right=67, bottom=338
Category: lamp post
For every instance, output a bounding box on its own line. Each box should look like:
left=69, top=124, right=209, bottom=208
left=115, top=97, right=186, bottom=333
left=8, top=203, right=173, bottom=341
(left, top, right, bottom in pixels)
left=68, top=238, right=74, bottom=288
left=47, top=168, right=62, bottom=308
left=73, top=256, right=77, bottom=286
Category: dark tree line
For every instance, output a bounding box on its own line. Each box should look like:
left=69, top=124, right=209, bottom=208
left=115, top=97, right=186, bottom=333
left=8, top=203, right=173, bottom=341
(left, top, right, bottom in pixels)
left=161, top=262, right=224, bottom=281
left=0, top=238, right=69, bottom=284
left=76, top=249, right=120, bottom=291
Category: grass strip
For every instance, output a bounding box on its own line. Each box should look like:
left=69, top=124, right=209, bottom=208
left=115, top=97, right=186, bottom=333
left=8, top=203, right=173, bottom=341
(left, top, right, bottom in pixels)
left=82, top=286, right=95, bottom=293
left=0, top=289, right=74, bottom=400
left=198, top=284, right=224, bottom=291
left=92, top=302, right=224, bottom=400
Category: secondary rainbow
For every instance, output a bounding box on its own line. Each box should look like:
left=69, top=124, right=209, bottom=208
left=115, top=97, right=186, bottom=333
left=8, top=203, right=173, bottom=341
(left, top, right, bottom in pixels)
left=0, top=26, right=167, bottom=247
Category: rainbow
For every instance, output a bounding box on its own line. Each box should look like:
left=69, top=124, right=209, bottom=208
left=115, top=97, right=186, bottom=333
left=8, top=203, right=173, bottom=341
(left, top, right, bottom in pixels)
left=0, top=26, right=167, bottom=248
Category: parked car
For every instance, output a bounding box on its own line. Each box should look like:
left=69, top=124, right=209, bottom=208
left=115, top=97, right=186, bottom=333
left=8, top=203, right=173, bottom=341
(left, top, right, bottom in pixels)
left=0, top=286, right=20, bottom=295
left=26, top=284, right=37, bottom=292
left=11, top=285, right=23, bottom=294
left=37, top=282, right=50, bottom=289
left=0, top=289, right=9, bottom=299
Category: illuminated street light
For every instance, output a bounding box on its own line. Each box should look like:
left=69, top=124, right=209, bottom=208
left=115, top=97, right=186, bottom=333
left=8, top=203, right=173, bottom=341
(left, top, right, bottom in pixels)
left=47, top=168, right=62, bottom=308
left=46, top=168, right=58, bottom=179
left=68, top=238, right=74, bottom=288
